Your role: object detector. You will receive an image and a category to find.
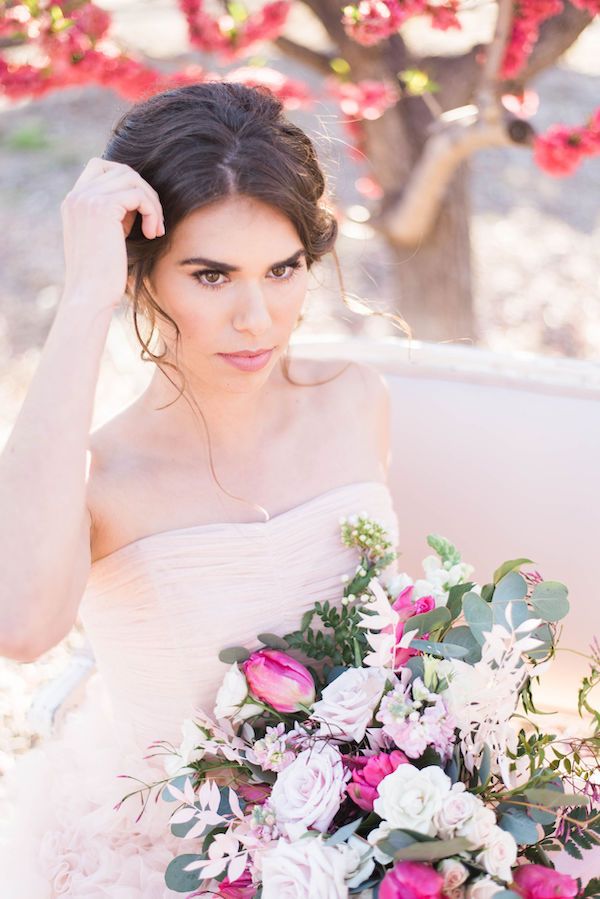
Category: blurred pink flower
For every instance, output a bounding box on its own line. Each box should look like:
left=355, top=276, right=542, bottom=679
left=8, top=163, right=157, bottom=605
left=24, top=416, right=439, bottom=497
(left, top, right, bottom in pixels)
left=380, top=860, right=444, bottom=899
left=390, top=586, right=435, bottom=667
left=513, top=864, right=578, bottom=899
left=219, top=868, right=257, bottom=899
left=243, top=649, right=315, bottom=713
left=345, top=750, right=408, bottom=811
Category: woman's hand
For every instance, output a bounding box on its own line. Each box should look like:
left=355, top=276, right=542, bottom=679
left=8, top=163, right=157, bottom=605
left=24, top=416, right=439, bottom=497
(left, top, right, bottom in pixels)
left=60, top=156, right=165, bottom=309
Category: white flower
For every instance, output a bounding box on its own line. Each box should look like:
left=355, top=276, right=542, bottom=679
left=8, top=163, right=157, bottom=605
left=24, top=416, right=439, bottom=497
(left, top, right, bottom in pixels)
left=164, top=717, right=205, bottom=777
left=467, top=876, right=504, bottom=898
left=434, top=783, right=479, bottom=839
left=269, top=742, right=350, bottom=839
left=456, top=802, right=497, bottom=849
left=373, top=764, right=452, bottom=836
left=262, top=835, right=348, bottom=899
left=367, top=820, right=394, bottom=865
left=311, top=667, right=392, bottom=742
left=214, top=664, right=262, bottom=723
left=476, top=826, right=518, bottom=883
left=337, top=835, right=375, bottom=889
left=439, top=858, right=469, bottom=894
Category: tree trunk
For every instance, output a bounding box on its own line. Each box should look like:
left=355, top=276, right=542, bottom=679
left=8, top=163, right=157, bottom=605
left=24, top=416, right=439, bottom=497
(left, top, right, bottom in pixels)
left=382, top=161, right=476, bottom=344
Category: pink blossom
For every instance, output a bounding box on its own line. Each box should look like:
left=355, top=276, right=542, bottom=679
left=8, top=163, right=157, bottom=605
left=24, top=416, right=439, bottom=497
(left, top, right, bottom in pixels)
left=512, top=864, right=578, bottom=899
left=243, top=649, right=315, bottom=713
left=235, top=781, right=271, bottom=806
left=380, top=860, right=444, bottom=899
left=345, top=749, right=408, bottom=811
left=218, top=868, right=257, bottom=899
left=390, top=586, right=435, bottom=667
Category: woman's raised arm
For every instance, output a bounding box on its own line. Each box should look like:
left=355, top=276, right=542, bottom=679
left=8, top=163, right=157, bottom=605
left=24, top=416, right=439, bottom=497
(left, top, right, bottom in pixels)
left=0, top=157, right=164, bottom=662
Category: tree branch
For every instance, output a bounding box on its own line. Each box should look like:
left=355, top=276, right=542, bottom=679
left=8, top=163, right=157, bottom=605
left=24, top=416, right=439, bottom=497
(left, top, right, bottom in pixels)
left=476, top=0, right=514, bottom=121
left=375, top=111, right=534, bottom=247
left=272, top=36, right=334, bottom=76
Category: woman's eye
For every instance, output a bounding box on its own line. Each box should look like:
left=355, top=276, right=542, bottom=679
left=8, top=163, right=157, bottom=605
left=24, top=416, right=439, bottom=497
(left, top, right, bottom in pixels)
left=271, top=265, right=288, bottom=278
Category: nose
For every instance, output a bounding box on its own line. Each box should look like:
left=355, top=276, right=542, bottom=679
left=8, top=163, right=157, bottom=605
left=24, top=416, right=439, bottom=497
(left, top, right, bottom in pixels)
left=232, top=282, right=273, bottom=335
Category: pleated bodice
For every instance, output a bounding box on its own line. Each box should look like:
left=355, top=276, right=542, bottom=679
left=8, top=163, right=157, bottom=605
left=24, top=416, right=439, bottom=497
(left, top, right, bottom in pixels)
left=79, top=480, right=400, bottom=753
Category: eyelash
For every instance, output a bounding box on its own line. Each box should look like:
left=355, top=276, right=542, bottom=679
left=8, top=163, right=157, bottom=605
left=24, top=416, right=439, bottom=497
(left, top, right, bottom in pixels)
left=191, top=260, right=304, bottom=291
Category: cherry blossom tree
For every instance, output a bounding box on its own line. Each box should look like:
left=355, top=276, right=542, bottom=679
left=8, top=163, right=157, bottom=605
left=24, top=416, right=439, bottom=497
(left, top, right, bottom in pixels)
left=1, top=0, right=598, bottom=340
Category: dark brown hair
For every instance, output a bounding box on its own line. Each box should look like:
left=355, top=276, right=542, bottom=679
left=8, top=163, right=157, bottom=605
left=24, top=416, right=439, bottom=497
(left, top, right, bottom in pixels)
left=102, top=81, right=411, bottom=517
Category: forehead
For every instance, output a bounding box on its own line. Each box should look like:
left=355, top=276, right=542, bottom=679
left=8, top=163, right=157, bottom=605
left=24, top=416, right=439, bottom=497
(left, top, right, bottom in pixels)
left=171, top=195, right=302, bottom=261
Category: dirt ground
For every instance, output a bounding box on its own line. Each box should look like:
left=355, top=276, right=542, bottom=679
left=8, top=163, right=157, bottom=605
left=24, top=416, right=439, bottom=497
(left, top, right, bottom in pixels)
left=0, top=9, right=599, bottom=781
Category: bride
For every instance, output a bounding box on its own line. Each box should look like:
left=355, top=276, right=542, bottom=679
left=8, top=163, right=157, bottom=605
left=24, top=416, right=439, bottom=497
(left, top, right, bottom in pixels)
left=0, top=81, right=405, bottom=896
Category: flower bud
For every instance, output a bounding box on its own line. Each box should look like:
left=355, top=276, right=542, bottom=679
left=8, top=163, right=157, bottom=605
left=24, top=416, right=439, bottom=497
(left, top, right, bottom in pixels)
left=243, top=649, right=316, bottom=713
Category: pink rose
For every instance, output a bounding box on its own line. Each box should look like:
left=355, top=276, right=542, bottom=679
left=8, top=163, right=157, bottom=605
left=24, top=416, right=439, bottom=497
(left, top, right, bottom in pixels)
left=513, top=865, right=578, bottom=899
left=219, top=869, right=257, bottom=899
left=346, top=750, right=408, bottom=812
left=380, top=861, right=444, bottom=899
left=243, top=649, right=315, bottom=713
left=389, top=586, right=436, bottom=666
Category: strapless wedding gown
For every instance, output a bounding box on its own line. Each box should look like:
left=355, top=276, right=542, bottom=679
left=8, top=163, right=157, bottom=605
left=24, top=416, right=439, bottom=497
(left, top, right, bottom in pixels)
left=0, top=481, right=400, bottom=898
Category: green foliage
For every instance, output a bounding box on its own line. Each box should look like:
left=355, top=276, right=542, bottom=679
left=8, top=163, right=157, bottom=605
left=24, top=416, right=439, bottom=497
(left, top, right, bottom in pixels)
left=284, top=599, right=367, bottom=669
left=426, top=534, right=461, bottom=568
left=218, top=646, right=250, bottom=664
left=530, top=581, right=570, bottom=622
left=165, top=854, right=203, bottom=892
left=493, top=557, right=535, bottom=584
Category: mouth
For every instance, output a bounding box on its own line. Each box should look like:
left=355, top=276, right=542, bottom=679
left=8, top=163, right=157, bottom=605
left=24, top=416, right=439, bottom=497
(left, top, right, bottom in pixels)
left=220, top=347, right=274, bottom=357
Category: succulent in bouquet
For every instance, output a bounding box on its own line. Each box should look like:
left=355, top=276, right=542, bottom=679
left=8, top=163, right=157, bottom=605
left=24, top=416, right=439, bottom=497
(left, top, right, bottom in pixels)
left=117, top=512, right=600, bottom=898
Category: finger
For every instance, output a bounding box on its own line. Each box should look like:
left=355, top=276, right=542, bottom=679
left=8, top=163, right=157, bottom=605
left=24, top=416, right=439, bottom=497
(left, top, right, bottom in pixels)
left=75, top=156, right=126, bottom=188
left=96, top=186, right=163, bottom=239
left=76, top=166, right=164, bottom=231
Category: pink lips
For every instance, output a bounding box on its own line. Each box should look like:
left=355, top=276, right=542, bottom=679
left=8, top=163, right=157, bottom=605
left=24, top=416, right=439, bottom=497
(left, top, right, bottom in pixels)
left=218, top=348, right=274, bottom=372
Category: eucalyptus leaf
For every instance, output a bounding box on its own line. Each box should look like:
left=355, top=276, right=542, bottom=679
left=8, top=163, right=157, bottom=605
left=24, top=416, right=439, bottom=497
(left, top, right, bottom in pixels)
left=257, top=633, right=289, bottom=650
left=326, top=818, right=363, bottom=846
left=394, top=837, right=470, bottom=862
left=404, top=607, right=450, bottom=637
left=492, top=572, right=528, bottom=629
left=499, top=809, right=540, bottom=845
left=326, top=665, right=348, bottom=684
left=527, top=623, right=554, bottom=661
left=245, top=761, right=277, bottom=785
left=493, top=558, right=535, bottom=584
left=445, top=626, right=482, bottom=664
left=523, top=788, right=589, bottom=809
left=218, top=646, right=250, bottom=665
left=446, top=582, right=474, bottom=621
left=377, top=829, right=416, bottom=857
left=409, top=638, right=469, bottom=660
left=478, top=744, right=491, bottom=787
left=530, top=581, right=569, bottom=622
left=165, top=853, right=203, bottom=892
left=493, top=892, right=522, bottom=898
left=404, top=655, right=425, bottom=681
left=463, top=593, right=493, bottom=645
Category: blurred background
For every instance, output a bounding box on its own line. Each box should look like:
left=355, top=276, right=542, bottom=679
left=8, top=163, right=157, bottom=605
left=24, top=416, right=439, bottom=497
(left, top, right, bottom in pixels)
left=1, top=1, right=599, bottom=789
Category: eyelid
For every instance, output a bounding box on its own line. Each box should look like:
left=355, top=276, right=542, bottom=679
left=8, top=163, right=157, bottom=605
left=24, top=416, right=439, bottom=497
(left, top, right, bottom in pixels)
left=192, top=260, right=302, bottom=288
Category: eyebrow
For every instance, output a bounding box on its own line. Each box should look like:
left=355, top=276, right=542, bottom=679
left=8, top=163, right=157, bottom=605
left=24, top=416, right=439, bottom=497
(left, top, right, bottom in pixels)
left=178, top=247, right=307, bottom=271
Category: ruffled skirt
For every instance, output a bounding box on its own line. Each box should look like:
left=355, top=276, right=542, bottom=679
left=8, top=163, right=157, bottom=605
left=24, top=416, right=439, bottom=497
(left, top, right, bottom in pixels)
left=0, top=672, right=185, bottom=898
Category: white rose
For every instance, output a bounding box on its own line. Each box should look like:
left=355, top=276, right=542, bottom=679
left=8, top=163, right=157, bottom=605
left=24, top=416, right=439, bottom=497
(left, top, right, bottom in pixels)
left=434, top=783, right=479, bottom=839
left=467, top=876, right=504, bottom=899
left=164, top=717, right=205, bottom=777
left=476, top=826, right=518, bottom=883
left=214, top=664, right=262, bottom=722
left=456, top=802, right=497, bottom=849
left=337, top=835, right=375, bottom=889
left=367, top=820, right=394, bottom=865
left=373, top=764, right=452, bottom=836
left=270, top=742, right=349, bottom=839
left=439, top=858, right=469, bottom=890
left=262, top=835, right=348, bottom=899
left=312, top=667, right=392, bottom=742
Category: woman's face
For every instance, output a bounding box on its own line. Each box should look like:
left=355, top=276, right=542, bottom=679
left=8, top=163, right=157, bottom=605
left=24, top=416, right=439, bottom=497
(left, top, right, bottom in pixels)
left=147, top=194, right=309, bottom=391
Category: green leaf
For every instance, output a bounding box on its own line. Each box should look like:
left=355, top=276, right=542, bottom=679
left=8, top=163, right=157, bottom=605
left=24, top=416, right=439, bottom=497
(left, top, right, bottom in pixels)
left=530, top=581, right=569, bottom=622
left=493, top=558, right=535, bottom=584
left=394, top=837, right=471, bottom=862
left=409, top=639, right=469, bottom=660
left=463, top=593, right=493, bottom=645
left=527, top=623, right=554, bottom=660
left=218, top=646, right=250, bottom=664
left=377, top=829, right=416, bottom=857
left=446, top=582, right=474, bottom=621
left=300, top=610, right=314, bottom=630
left=445, top=626, right=482, bottom=664
left=478, top=744, right=491, bottom=787
left=326, top=818, right=363, bottom=846
left=499, top=809, right=540, bottom=845
left=165, top=853, right=203, bottom=892
left=162, top=774, right=190, bottom=802
left=405, top=607, right=451, bottom=637
left=523, top=789, right=589, bottom=809
left=257, top=633, right=288, bottom=650
left=492, top=571, right=529, bottom=629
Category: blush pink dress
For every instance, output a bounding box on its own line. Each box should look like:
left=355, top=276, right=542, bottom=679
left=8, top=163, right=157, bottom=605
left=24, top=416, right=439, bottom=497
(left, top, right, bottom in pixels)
left=0, top=481, right=400, bottom=897
left=0, top=480, right=596, bottom=895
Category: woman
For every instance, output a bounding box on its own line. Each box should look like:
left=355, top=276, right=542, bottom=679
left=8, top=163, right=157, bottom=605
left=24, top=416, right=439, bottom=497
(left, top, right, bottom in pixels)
left=0, top=81, right=404, bottom=895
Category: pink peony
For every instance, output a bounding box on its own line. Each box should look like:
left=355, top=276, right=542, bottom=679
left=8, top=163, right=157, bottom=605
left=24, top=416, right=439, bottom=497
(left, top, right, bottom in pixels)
left=380, top=860, right=444, bottom=899
left=218, top=868, right=257, bottom=899
left=243, top=649, right=315, bottom=713
left=345, top=750, right=408, bottom=811
left=513, top=864, right=578, bottom=899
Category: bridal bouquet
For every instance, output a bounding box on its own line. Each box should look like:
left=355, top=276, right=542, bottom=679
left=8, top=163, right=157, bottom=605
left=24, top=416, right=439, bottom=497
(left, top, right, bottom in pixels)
left=118, top=513, right=600, bottom=898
